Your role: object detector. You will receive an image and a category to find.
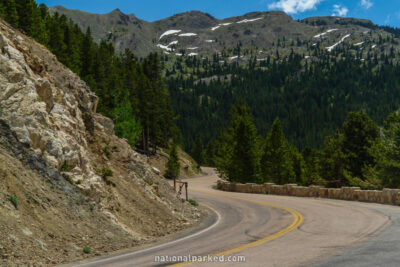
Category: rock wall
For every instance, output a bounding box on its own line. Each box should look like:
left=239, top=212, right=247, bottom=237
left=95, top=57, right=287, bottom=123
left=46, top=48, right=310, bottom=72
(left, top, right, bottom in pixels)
left=217, top=180, right=400, bottom=205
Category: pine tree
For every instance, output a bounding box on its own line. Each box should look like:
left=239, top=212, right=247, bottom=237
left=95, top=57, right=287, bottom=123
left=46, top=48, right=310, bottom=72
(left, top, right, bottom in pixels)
left=3, top=0, right=19, bottom=28
left=342, top=111, right=379, bottom=180
left=319, top=130, right=344, bottom=187
left=15, top=0, right=35, bottom=35
left=289, top=145, right=306, bottom=185
left=261, top=118, right=295, bottom=184
left=80, top=27, right=94, bottom=79
left=164, top=144, right=180, bottom=179
left=225, top=103, right=261, bottom=183
left=373, top=112, right=400, bottom=188
left=191, top=135, right=205, bottom=167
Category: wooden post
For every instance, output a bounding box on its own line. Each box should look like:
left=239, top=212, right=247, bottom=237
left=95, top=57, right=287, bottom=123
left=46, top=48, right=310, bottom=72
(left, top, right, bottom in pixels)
left=174, top=178, right=176, bottom=190
left=185, top=182, right=188, bottom=201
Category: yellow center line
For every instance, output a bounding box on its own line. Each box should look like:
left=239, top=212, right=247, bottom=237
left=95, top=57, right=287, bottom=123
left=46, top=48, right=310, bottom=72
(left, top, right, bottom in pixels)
left=169, top=187, right=304, bottom=266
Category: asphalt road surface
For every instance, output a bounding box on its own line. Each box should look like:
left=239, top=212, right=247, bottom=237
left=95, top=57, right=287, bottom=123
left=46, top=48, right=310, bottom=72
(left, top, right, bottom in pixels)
left=71, top=168, right=400, bottom=267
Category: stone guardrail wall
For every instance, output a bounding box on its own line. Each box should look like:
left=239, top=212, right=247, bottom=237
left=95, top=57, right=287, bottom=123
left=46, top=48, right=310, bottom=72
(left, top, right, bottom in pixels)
left=217, top=180, right=400, bottom=205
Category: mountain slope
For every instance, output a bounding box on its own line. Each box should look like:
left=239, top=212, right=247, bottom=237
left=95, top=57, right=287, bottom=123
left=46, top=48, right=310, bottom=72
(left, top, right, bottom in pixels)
left=0, top=18, right=200, bottom=265
left=50, top=6, right=399, bottom=59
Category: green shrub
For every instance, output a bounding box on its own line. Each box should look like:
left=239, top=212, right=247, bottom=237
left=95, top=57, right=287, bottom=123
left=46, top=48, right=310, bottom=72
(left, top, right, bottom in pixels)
left=83, top=246, right=91, bottom=254
left=102, top=145, right=111, bottom=158
left=9, top=195, right=18, bottom=209
left=66, top=176, right=74, bottom=185
left=98, top=168, right=113, bottom=178
left=61, top=163, right=72, bottom=172
left=99, top=168, right=115, bottom=187
left=188, top=199, right=198, bottom=206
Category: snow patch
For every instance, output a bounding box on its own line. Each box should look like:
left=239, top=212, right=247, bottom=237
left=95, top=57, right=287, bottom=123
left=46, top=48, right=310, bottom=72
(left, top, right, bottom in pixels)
left=175, top=53, right=183, bottom=56
left=187, top=47, right=199, bottom=50
left=157, top=44, right=173, bottom=52
left=188, top=53, right=198, bottom=56
left=211, top=22, right=233, bottom=31
left=168, top=40, right=178, bottom=46
left=229, top=56, right=239, bottom=60
left=305, top=56, right=310, bottom=59
left=354, top=42, right=364, bottom=46
left=157, top=40, right=178, bottom=52
left=179, top=33, right=197, bottom=37
left=205, top=40, right=215, bottom=43
left=372, top=44, right=377, bottom=49
left=314, top=29, right=338, bottom=38
left=326, top=34, right=351, bottom=52
left=237, top=17, right=263, bottom=24
left=159, top=30, right=181, bottom=40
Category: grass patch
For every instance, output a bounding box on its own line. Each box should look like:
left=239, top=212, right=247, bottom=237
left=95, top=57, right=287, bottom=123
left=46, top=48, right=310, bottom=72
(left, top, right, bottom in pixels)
left=83, top=246, right=91, bottom=254
left=188, top=199, right=198, bottom=206
left=9, top=195, right=18, bottom=209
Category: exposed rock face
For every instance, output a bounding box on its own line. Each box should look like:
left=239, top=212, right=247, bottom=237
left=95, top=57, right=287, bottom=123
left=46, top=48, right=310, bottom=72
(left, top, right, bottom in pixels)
left=0, top=23, right=100, bottom=189
left=0, top=19, right=201, bottom=265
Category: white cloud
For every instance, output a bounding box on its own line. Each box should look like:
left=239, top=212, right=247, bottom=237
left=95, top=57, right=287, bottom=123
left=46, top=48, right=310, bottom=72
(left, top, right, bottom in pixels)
left=360, top=0, right=373, bottom=9
left=332, top=4, right=349, bottom=17
left=268, top=0, right=323, bottom=14
left=385, top=14, right=391, bottom=25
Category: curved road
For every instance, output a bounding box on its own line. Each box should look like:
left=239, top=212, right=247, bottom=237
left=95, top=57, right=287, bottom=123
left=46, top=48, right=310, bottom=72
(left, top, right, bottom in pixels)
left=72, top=168, right=400, bottom=267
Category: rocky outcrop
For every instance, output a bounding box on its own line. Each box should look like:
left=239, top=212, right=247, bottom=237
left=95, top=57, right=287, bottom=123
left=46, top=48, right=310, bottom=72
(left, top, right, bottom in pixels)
left=0, top=23, right=101, bottom=189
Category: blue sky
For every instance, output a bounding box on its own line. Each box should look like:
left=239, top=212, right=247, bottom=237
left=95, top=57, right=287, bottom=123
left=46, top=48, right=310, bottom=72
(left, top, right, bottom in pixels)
left=37, top=0, right=400, bottom=27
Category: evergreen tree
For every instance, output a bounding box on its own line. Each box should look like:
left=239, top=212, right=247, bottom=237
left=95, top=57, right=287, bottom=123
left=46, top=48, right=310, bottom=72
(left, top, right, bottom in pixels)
left=373, top=112, right=400, bottom=188
left=80, top=27, right=94, bottom=79
left=289, top=145, right=306, bottom=184
left=15, top=0, right=36, bottom=35
left=2, top=0, right=19, bottom=28
left=342, top=111, right=379, bottom=179
left=225, top=106, right=261, bottom=183
left=319, top=131, right=344, bottom=187
left=302, top=148, right=322, bottom=185
left=164, top=144, right=180, bottom=179
left=191, top=135, right=205, bottom=167
left=261, top=118, right=295, bottom=184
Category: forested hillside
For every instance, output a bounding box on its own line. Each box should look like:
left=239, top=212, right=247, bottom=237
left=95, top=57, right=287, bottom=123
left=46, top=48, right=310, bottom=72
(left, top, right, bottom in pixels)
left=166, top=47, right=400, bottom=151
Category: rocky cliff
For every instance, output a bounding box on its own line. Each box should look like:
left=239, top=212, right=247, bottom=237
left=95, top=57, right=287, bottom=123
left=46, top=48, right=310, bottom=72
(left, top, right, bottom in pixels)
left=0, top=18, right=201, bottom=266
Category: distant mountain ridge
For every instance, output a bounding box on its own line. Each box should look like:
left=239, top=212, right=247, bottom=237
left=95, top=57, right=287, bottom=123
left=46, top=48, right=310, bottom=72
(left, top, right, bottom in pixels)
left=50, top=6, right=396, bottom=58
